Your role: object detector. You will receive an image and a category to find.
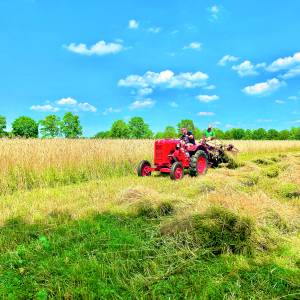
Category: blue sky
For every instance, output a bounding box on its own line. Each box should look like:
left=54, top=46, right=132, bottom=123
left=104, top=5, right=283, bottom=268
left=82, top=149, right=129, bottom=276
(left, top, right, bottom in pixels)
left=1, top=0, right=300, bottom=136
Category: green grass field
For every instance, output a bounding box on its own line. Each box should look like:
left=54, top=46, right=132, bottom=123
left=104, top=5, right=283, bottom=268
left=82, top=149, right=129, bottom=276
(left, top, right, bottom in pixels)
left=0, top=140, right=299, bottom=299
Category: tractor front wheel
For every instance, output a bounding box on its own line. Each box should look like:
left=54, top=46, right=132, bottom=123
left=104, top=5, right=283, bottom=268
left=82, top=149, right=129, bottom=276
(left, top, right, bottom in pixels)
left=189, top=150, right=208, bottom=176
left=170, top=162, right=184, bottom=180
left=137, top=160, right=152, bottom=177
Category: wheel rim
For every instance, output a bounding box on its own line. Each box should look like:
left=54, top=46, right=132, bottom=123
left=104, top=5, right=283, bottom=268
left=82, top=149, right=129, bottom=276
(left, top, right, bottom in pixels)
left=141, top=165, right=151, bottom=176
left=174, top=166, right=183, bottom=179
left=197, top=156, right=207, bottom=174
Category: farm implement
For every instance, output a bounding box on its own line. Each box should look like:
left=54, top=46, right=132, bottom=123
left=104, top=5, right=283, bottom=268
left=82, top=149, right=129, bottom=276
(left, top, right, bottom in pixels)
left=137, top=139, right=238, bottom=180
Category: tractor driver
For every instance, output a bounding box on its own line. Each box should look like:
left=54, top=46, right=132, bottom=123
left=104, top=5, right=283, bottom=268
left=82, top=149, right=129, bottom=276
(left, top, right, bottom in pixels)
left=180, top=128, right=195, bottom=145
left=204, top=124, right=216, bottom=141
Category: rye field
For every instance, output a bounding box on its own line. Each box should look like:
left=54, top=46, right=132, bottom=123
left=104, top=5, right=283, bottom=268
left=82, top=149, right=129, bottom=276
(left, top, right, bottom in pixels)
left=0, top=139, right=300, bottom=299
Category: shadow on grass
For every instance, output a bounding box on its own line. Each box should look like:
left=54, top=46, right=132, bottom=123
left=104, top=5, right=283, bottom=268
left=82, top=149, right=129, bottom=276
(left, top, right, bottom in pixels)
left=0, top=212, right=299, bottom=299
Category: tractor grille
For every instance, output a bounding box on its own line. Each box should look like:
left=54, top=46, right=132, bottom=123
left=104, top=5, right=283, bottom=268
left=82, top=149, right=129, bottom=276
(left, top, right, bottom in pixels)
left=155, top=145, right=163, bottom=163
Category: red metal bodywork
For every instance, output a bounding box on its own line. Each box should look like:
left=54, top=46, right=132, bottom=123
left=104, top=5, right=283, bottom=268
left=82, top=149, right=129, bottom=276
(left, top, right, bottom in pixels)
left=150, top=139, right=192, bottom=173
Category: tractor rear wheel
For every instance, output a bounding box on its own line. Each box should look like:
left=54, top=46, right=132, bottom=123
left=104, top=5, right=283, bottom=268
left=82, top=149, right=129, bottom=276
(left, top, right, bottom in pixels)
left=170, top=162, right=184, bottom=180
left=137, top=160, right=152, bottom=177
left=189, top=150, right=208, bottom=176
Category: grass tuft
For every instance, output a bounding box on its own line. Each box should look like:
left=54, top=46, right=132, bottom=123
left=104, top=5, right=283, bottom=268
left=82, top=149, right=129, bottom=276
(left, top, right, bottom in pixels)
left=253, top=158, right=272, bottom=165
left=161, top=206, right=255, bottom=255
left=241, top=174, right=259, bottom=187
left=199, top=181, right=216, bottom=193
left=136, top=201, right=175, bottom=218
left=265, top=165, right=280, bottom=178
left=192, top=207, right=255, bottom=255
left=279, top=183, right=300, bottom=199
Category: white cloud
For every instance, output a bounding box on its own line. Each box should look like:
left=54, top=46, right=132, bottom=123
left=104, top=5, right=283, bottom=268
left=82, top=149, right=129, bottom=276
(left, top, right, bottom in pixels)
left=196, top=95, right=219, bottom=103
left=242, top=78, right=285, bottom=96
left=212, top=121, right=221, bottom=125
left=209, top=5, right=220, bottom=20
left=198, top=112, right=215, bottom=116
left=218, top=55, right=239, bottom=66
left=128, top=19, right=139, bottom=29
left=288, top=95, right=298, bottom=100
left=280, top=65, right=300, bottom=79
left=225, top=124, right=234, bottom=128
left=103, top=107, right=121, bottom=115
left=65, top=40, right=124, bottom=56
left=275, top=100, right=285, bottom=104
left=169, top=101, right=178, bottom=108
left=183, top=42, right=202, bottom=51
left=211, top=5, right=219, bottom=14
left=138, top=87, right=153, bottom=96
left=78, top=102, right=97, bottom=112
left=232, top=60, right=266, bottom=77
left=294, top=120, right=300, bottom=123
left=257, top=118, right=273, bottom=123
left=118, top=70, right=209, bottom=92
left=130, top=99, right=155, bottom=110
left=57, top=97, right=77, bottom=106
left=30, top=104, right=59, bottom=112
left=203, top=84, right=216, bottom=90
left=148, top=27, right=161, bottom=33
left=267, top=52, right=300, bottom=72
left=57, top=97, right=97, bottom=112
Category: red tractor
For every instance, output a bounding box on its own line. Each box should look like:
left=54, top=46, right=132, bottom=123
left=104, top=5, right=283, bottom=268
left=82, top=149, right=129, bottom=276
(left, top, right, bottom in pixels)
left=137, top=139, right=208, bottom=180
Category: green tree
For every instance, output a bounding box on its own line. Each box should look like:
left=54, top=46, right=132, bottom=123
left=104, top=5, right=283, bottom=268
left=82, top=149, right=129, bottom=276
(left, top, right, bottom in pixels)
left=177, top=119, right=196, bottom=134
left=155, top=132, right=164, bottom=139
left=61, top=112, right=82, bottom=138
left=243, top=129, right=253, bottom=140
left=266, top=129, right=279, bottom=140
left=110, top=120, right=130, bottom=138
left=0, top=115, right=6, bottom=137
left=290, top=127, right=300, bottom=140
left=214, top=128, right=225, bottom=139
left=193, top=128, right=204, bottom=140
left=278, top=129, right=290, bottom=140
left=163, top=126, right=177, bottom=138
left=12, top=116, right=39, bottom=138
left=128, top=117, right=152, bottom=139
left=252, top=128, right=267, bottom=140
left=228, top=128, right=245, bottom=140
left=223, top=130, right=233, bottom=140
left=94, top=131, right=110, bottom=139
left=39, top=115, right=61, bottom=138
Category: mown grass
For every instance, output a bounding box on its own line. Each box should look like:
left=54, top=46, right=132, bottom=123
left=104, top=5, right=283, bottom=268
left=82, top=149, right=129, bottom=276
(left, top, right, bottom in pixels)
left=0, top=140, right=299, bottom=298
left=1, top=213, right=299, bottom=299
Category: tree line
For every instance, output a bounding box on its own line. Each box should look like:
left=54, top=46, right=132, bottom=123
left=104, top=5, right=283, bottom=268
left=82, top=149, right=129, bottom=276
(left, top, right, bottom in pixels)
left=0, top=114, right=300, bottom=140
left=0, top=113, right=82, bottom=138
left=95, top=118, right=300, bottom=140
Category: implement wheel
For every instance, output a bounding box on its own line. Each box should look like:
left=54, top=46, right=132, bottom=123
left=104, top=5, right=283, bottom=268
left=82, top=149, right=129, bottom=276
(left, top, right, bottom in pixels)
left=170, top=162, right=184, bottom=180
left=137, top=160, right=152, bottom=177
left=189, top=150, right=208, bottom=177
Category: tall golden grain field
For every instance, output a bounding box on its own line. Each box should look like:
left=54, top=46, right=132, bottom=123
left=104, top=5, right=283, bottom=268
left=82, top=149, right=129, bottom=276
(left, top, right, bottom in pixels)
left=0, top=138, right=299, bottom=194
